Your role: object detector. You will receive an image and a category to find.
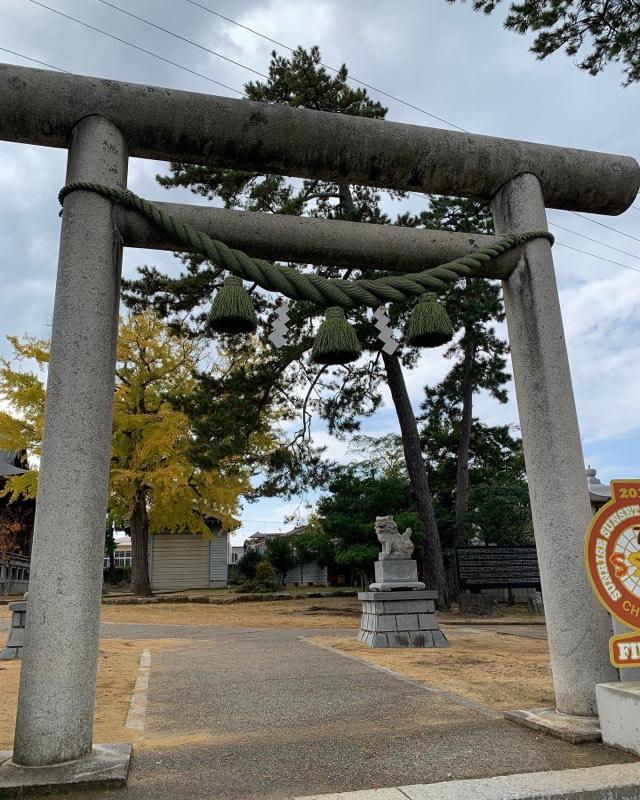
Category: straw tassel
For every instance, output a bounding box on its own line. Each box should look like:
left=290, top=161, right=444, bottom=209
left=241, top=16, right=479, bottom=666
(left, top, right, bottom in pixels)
left=405, top=292, right=454, bottom=348
left=311, top=307, right=362, bottom=365
left=208, top=276, right=258, bottom=334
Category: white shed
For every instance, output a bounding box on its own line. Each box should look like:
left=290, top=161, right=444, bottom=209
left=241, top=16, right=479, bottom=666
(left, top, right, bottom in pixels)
left=149, top=532, right=229, bottom=592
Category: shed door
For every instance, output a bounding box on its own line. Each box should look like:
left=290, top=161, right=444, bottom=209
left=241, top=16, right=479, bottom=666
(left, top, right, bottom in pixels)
left=150, top=534, right=210, bottom=592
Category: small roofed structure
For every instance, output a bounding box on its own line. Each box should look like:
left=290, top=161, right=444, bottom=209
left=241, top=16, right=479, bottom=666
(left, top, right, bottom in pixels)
left=0, top=450, right=27, bottom=477
left=586, top=466, right=611, bottom=512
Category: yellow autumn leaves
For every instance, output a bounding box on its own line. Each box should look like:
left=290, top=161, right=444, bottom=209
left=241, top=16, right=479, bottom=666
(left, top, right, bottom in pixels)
left=0, top=311, right=277, bottom=537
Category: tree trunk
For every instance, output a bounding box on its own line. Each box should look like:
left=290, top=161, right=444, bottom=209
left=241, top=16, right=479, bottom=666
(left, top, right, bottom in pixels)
left=454, top=337, right=475, bottom=548
left=382, top=351, right=451, bottom=608
left=130, top=489, right=152, bottom=597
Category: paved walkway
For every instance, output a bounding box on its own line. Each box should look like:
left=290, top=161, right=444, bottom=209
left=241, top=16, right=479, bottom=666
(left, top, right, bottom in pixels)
left=64, top=623, right=632, bottom=800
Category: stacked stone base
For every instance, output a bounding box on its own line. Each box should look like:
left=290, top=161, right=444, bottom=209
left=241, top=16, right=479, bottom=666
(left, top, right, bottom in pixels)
left=0, top=601, right=26, bottom=660
left=357, top=590, right=447, bottom=648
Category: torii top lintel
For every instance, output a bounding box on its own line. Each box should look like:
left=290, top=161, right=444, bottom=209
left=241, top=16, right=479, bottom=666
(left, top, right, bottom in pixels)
left=1, top=62, right=638, bottom=216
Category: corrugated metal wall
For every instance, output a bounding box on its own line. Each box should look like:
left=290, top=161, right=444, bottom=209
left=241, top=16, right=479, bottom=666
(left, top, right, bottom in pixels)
left=150, top=534, right=211, bottom=592
left=210, top=534, right=229, bottom=588
left=284, top=561, right=328, bottom=586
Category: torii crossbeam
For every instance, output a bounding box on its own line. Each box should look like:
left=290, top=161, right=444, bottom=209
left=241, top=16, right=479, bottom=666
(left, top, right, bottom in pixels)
left=0, top=62, right=638, bottom=787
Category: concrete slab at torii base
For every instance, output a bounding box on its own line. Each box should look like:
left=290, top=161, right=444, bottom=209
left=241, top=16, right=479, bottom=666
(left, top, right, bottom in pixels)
left=0, top=743, right=132, bottom=797
left=504, top=707, right=601, bottom=744
left=596, top=681, right=640, bottom=756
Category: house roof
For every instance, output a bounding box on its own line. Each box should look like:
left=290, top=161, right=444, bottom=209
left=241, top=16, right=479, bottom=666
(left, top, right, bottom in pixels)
left=0, top=450, right=27, bottom=477
left=587, top=467, right=611, bottom=503
left=246, top=525, right=308, bottom=541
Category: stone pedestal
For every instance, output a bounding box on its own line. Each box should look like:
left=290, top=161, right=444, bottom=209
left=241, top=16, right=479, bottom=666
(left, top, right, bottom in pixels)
left=0, top=601, right=26, bottom=661
left=596, top=681, right=640, bottom=755
left=370, top=559, right=425, bottom=591
left=357, top=590, right=448, bottom=648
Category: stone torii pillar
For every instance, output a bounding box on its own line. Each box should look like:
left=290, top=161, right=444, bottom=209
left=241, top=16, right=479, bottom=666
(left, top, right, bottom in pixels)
left=492, top=173, right=617, bottom=737
left=0, top=115, right=133, bottom=789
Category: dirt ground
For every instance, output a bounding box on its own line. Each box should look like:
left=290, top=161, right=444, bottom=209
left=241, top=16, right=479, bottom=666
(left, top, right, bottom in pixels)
left=0, top=638, right=186, bottom=750
left=314, top=629, right=554, bottom=711
left=99, top=597, right=364, bottom=628
left=97, top=598, right=543, bottom=628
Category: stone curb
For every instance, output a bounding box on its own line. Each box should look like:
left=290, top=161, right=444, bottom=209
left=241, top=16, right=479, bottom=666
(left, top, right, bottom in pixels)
left=99, top=589, right=358, bottom=606
left=294, top=761, right=640, bottom=800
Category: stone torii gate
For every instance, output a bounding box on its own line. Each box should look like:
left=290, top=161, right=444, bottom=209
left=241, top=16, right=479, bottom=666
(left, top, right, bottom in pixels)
left=0, top=62, right=639, bottom=789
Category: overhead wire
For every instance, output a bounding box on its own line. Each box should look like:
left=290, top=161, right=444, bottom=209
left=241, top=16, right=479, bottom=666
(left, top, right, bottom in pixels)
left=26, top=0, right=245, bottom=96
left=183, top=0, right=467, bottom=131
left=10, top=2, right=640, bottom=276
left=181, top=0, right=640, bottom=270
left=0, top=46, right=70, bottom=73
left=93, top=0, right=267, bottom=79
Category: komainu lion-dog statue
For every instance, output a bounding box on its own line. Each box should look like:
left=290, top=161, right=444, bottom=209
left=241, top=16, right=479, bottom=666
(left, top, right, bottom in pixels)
left=375, top=515, right=414, bottom=560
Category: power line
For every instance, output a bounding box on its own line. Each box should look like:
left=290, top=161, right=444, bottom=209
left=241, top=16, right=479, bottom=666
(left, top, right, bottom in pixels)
left=548, top=220, right=640, bottom=263
left=554, top=242, right=640, bottom=274
left=570, top=210, right=640, bottom=245
left=15, top=3, right=640, bottom=275
left=93, top=0, right=267, bottom=79
left=183, top=0, right=467, bottom=131
left=182, top=0, right=640, bottom=259
left=27, top=0, right=244, bottom=96
left=0, top=46, right=69, bottom=73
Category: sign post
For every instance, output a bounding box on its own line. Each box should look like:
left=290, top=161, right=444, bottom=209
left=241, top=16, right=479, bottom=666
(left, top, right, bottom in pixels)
left=586, top=480, right=640, bottom=754
left=585, top=480, right=640, bottom=669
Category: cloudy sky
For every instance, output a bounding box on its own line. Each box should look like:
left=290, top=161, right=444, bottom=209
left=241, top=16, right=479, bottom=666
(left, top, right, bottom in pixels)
left=1, top=0, right=639, bottom=542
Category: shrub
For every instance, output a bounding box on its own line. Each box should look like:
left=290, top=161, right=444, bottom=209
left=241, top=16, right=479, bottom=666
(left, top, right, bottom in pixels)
left=103, top=566, right=131, bottom=584
left=237, top=561, right=282, bottom=593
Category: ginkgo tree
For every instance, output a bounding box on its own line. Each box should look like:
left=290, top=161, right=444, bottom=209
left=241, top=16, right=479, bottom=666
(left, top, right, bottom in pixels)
left=0, top=311, right=280, bottom=596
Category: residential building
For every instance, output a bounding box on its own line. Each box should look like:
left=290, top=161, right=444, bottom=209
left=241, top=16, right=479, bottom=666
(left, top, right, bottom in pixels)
left=244, top=526, right=328, bottom=587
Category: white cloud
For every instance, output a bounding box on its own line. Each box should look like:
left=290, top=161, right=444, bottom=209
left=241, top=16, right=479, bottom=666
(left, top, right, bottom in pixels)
left=1, top=0, right=639, bottom=529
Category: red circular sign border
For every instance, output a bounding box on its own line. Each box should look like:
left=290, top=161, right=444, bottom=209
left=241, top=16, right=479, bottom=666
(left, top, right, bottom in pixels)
left=585, top=496, right=640, bottom=630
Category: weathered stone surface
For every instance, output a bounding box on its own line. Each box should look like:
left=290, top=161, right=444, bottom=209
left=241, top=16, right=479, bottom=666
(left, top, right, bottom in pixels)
left=370, top=559, right=425, bottom=590
left=596, top=682, right=640, bottom=755
left=418, top=615, right=438, bottom=631
left=493, top=173, right=617, bottom=717
left=409, top=631, right=434, bottom=648
left=395, top=614, right=419, bottom=631
left=432, top=630, right=448, bottom=648
left=11, top=116, right=129, bottom=766
left=504, top=707, right=601, bottom=744
left=372, top=616, right=397, bottom=633
left=405, top=600, right=433, bottom=613
left=1, top=601, right=27, bottom=660
left=3, top=63, right=638, bottom=214
left=0, top=742, right=132, bottom=796
left=374, top=559, right=419, bottom=584
left=358, top=588, right=447, bottom=649
left=359, top=590, right=438, bottom=602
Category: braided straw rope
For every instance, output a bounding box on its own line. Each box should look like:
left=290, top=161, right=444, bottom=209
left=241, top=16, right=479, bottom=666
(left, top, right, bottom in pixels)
left=59, top=182, right=554, bottom=309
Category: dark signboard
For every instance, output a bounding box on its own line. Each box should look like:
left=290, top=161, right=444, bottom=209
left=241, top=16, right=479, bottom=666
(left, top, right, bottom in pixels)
left=455, top=545, right=541, bottom=590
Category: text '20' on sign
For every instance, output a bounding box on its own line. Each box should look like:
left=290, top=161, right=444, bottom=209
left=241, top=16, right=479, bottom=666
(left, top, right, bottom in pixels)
left=585, top=480, right=640, bottom=668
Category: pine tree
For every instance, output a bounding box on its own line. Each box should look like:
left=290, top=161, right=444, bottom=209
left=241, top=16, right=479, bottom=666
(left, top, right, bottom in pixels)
left=449, top=0, right=640, bottom=85
left=403, top=197, right=510, bottom=556
left=124, top=46, right=452, bottom=605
